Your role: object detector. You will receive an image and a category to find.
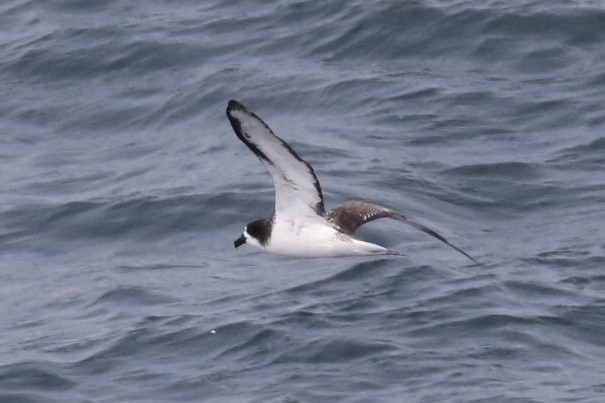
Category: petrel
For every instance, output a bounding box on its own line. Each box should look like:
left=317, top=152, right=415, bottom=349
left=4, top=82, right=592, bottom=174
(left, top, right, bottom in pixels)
left=227, top=100, right=477, bottom=263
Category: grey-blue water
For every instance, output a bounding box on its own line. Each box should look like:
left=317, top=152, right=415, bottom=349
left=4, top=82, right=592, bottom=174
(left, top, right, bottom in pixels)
left=1, top=1, right=604, bottom=402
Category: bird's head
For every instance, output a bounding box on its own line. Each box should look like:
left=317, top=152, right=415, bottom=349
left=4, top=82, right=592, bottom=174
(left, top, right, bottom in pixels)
left=234, top=218, right=271, bottom=250
left=233, top=229, right=249, bottom=248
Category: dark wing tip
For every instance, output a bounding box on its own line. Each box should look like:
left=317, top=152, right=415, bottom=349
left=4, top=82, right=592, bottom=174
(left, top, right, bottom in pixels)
left=392, top=213, right=480, bottom=265
left=227, top=99, right=245, bottom=114
left=225, top=99, right=271, bottom=163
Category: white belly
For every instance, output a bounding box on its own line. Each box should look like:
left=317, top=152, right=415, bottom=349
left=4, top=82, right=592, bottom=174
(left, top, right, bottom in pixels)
left=264, top=218, right=389, bottom=257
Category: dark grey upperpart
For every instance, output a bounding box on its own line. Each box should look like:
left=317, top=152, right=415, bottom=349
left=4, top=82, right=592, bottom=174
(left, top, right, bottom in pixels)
left=245, top=217, right=274, bottom=246
left=327, top=201, right=479, bottom=264
left=326, top=201, right=400, bottom=235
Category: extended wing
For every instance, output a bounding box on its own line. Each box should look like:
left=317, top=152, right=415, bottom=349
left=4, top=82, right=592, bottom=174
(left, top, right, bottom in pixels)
left=226, top=100, right=325, bottom=218
left=327, top=201, right=478, bottom=264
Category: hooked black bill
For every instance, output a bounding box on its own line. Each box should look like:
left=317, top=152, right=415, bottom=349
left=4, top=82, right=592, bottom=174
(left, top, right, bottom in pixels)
left=234, top=234, right=246, bottom=248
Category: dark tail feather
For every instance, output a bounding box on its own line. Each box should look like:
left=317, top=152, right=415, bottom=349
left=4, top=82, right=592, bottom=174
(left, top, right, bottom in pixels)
left=393, top=213, right=480, bottom=265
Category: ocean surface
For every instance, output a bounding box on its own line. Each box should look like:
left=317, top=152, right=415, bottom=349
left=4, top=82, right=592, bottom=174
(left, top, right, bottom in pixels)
left=1, top=1, right=605, bottom=402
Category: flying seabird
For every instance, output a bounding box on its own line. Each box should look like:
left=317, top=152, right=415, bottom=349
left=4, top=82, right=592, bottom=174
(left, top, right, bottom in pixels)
left=226, top=99, right=477, bottom=263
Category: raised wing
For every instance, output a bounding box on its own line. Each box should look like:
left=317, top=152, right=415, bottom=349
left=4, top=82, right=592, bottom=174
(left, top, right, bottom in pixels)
left=226, top=100, right=325, bottom=217
left=327, top=201, right=478, bottom=264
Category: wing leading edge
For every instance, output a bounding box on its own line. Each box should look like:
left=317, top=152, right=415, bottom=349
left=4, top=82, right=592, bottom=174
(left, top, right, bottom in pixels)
left=227, top=100, right=325, bottom=218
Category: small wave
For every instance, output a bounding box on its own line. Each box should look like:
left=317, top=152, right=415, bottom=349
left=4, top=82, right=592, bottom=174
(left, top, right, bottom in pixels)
left=0, top=191, right=243, bottom=250
left=549, top=137, right=605, bottom=168
left=88, top=286, right=177, bottom=307
left=0, top=361, right=75, bottom=403
left=0, top=361, right=74, bottom=391
left=443, top=161, right=544, bottom=179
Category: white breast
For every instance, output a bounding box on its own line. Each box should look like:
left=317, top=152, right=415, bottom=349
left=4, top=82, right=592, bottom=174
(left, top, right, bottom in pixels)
left=264, top=216, right=388, bottom=257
